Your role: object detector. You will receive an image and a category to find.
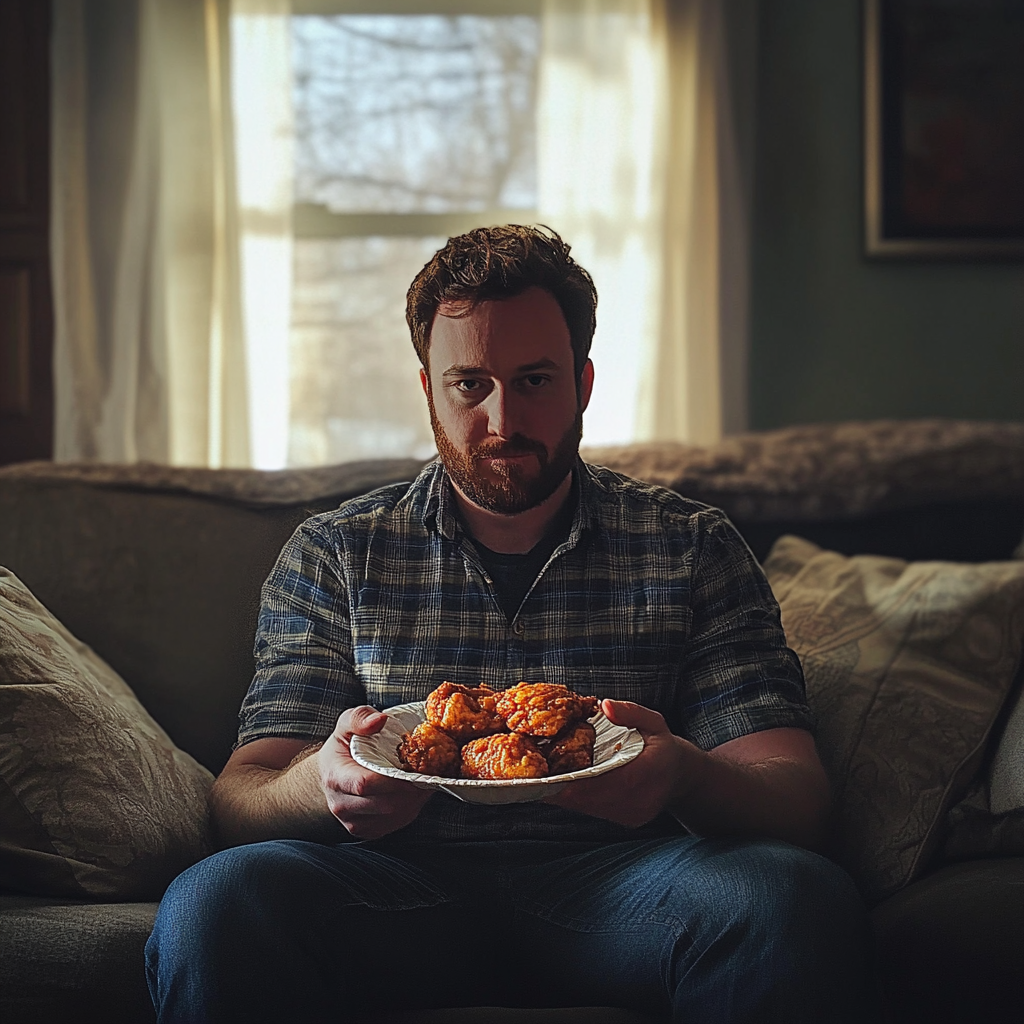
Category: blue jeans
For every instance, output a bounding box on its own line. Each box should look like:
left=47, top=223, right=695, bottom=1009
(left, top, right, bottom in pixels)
left=146, top=836, right=877, bottom=1023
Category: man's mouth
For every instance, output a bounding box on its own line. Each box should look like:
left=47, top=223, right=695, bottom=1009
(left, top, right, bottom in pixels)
left=476, top=451, right=542, bottom=477
left=480, top=451, right=535, bottom=461
left=472, top=437, right=547, bottom=464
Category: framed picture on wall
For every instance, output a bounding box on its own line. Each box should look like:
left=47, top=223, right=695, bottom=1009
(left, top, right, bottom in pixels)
left=864, top=0, right=1024, bottom=258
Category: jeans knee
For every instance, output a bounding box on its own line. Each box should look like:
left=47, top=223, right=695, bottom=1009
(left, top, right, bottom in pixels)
left=151, top=842, right=303, bottom=959
left=735, top=842, right=867, bottom=943
left=763, top=842, right=868, bottom=944
left=666, top=841, right=876, bottom=1022
left=673, top=840, right=870, bottom=966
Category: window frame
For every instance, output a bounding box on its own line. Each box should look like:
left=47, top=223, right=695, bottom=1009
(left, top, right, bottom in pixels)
left=290, top=0, right=541, bottom=240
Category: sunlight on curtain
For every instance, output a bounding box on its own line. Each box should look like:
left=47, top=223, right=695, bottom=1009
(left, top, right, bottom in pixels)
left=644, top=0, right=730, bottom=445
left=231, top=0, right=293, bottom=470
left=538, top=0, right=664, bottom=447
left=538, top=0, right=732, bottom=448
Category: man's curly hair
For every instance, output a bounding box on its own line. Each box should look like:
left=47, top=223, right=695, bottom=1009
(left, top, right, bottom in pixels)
left=406, top=224, right=597, bottom=382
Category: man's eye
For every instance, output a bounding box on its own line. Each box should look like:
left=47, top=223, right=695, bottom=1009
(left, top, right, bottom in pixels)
left=454, top=379, right=482, bottom=393
left=524, top=374, right=549, bottom=388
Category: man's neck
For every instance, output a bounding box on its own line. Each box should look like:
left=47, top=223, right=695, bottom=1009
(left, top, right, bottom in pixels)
left=451, top=472, right=574, bottom=554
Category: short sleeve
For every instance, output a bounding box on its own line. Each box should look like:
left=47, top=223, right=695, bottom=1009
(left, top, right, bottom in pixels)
left=677, top=512, right=813, bottom=750
left=236, top=518, right=365, bottom=747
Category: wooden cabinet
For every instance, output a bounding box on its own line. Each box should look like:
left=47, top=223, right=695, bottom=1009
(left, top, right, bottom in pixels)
left=0, top=0, right=52, bottom=464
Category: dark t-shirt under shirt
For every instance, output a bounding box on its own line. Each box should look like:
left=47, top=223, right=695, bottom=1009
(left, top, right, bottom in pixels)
left=470, top=486, right=576, bottom=621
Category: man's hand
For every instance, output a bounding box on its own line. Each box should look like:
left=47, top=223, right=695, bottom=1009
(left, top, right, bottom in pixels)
left=318, top=706, right=433, bottom=840
left=210, top=706, right=432, bottom=847
left=546, top=699, right=704, bottom=828
left=546, top=699, right=831, bottom=850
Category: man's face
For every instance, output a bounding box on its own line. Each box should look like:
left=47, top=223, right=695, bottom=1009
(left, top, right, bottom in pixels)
left=420, top=287, right=594, bottom=516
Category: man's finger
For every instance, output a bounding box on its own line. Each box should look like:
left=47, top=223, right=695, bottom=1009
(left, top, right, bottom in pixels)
left=334, top=705, right=387, bottom=741
left=601, top=698, right=667, bottom=736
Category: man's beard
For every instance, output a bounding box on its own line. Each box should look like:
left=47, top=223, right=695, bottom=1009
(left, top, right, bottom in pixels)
left=428, top=397, right=583, bottom=516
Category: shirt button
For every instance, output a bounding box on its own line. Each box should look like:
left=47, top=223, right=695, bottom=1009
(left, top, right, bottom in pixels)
left=513, top=619, right=525, bottom=636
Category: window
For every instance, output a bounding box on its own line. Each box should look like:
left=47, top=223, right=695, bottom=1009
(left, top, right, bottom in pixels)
left=288, top=1, right=542, bottom=467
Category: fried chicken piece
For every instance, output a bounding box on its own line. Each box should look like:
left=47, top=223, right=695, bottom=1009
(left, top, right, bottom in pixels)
left=460, top=733, right=549, bottom=780
left=494, top=682, right=600, bottom=738
left=424, top=682, right=505, bottom=742
left=396, top=722, right=460, bottom=778
left=543, top=720, right=597, bottom=775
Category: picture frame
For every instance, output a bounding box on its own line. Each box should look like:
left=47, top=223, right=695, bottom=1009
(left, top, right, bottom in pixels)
left=863, top=0, right=1024, bottom=259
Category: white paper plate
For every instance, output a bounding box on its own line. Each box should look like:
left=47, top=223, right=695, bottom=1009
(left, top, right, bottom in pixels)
left=350, top=700, right=644, bottom=804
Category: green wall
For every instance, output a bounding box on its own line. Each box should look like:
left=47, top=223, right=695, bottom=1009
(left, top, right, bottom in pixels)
left=748, top=0, right=1024, bottom=429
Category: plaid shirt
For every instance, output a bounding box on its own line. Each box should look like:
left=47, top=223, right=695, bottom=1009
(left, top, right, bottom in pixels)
left=238, top=459, right=812, bottom=843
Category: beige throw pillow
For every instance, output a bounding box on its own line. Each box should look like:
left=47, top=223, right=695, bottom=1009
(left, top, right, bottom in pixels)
left=763, top=536, right=1024, bottom=905
left=0, top=567, right=213, bottom=899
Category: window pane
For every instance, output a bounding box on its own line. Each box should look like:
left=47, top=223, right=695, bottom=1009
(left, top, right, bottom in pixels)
left=292, top=14, right=539, bottom=213
left=288, top=237, right=443, bottom=467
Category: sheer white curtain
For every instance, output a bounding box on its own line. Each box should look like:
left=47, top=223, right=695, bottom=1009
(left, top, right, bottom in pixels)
left=231, top=1, right=293, bottom=470
left=51, top=0, right=291, bottom=467
left=539, top=0, right=752, bottom=445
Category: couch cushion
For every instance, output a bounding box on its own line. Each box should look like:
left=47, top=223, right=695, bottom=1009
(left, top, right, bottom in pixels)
left=0, top=569, right=212, bottom=900
left=0, top=893, right=156, bottom=1024
left=763, top=536, right=1024, bottom=905
left=872, top=859, right=1024, bottom=1024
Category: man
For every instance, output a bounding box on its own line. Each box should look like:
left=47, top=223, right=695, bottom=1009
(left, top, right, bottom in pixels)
left=147, top=226, right=875, bottom=1023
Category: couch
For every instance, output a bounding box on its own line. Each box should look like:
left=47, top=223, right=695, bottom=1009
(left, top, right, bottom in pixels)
left=2, top=419, right=1024, bottom=1024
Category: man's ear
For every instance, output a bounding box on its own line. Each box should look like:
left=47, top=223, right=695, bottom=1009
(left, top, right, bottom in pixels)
left=419, top=366, right=429, bottom=397
left=579, top=359, right=595, bottom=412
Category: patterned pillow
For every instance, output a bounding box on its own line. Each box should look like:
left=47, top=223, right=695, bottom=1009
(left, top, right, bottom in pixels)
left=763, top=536, right=1024, bottom=905
left=0, top=567, right=213, bottom=899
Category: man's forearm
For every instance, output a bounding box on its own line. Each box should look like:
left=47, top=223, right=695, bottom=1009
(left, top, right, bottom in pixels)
left=670, top=748, right=831, bottom=852
left=209, top=743, right=347, bottom=848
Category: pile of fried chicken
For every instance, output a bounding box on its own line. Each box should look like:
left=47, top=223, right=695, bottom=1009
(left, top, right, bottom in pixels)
left=396, top=681, right=601, bottom=781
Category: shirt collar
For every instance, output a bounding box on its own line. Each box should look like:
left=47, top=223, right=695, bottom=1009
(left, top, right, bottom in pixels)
left=421, top=456, right=603, bottom=545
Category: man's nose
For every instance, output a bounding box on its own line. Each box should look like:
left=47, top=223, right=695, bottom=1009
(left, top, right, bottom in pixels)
left=484, top=384, right=517, bottom=437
